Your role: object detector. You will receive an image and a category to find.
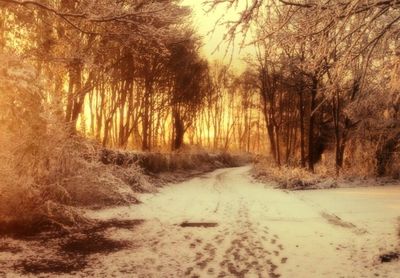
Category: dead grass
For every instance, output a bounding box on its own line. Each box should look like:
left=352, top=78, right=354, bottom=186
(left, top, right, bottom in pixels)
left=252, top=154, right=400, bottom=191
left=101, top=149, right=246, bottom=173
left=252, top=157, right=336, bottom=190
left=100, top=149, right=250, bottom=187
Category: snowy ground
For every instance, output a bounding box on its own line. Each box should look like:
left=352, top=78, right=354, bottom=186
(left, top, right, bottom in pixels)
left=1, top=166, right=399, bottom=277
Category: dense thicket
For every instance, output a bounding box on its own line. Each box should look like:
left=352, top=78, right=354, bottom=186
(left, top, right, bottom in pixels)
left=209, top=0, right=400, bottom=176
left=0, top=0, right=267, bottom=153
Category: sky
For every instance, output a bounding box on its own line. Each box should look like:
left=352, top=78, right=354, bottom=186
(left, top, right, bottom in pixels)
left=182, top=0, right=255, bottom=72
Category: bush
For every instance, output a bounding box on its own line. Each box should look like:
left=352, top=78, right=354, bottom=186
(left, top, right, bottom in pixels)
left=0, top=53, right=145, bottom=232
left=252, top=158, right=335, bottom=190
left=100, top=148, right=247, bottom=174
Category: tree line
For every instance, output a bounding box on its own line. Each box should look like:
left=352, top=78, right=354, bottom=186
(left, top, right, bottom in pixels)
left=209, top=0, right=400, bottom=176
left=0, top=0, right=269, bottom=153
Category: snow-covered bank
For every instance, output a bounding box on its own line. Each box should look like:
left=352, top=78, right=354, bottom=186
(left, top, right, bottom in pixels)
left=2, top=166, right=398, bottom=277
left=252, top=159, right=400, bottom=191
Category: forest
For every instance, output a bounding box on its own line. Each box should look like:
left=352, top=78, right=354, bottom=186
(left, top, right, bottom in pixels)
left=0, top=0, right=399, bottom=277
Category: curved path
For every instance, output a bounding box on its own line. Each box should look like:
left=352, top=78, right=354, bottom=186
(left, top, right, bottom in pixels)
left=79, top=166, right=400, bottom=277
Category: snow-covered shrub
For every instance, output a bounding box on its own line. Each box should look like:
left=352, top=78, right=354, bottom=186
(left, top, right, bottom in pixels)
left=0, top=53, right=79, bottom=230
left=100, top=148, right=246, bottom=174
left=0, top=53, right=140, bottom=232
left=340, top=139, right=377, bottom=178
left=108, top=164, right=155, bottom=193
left=252, top=158, right=333, bottom=190
left=141, top=153, right=170, bottom=172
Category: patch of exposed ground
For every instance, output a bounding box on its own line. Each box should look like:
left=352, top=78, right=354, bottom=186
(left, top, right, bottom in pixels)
left=180, top=222, right=218, bottom=228
left=1, top=219, right=143, bottom=276
left=380, top=252, right=399, bottom=263
left=0, top=220, right=69, bottom=239
left=17, top=257, right=87, bottom=275
left=320, top=212, right=367, bottom=235
left=321, top=212, right=357, bottom=229
left=379, top=217, right=400, bottom=263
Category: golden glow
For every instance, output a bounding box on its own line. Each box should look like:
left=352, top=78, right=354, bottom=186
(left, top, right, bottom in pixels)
left=182, top=0, right=256, bottom=72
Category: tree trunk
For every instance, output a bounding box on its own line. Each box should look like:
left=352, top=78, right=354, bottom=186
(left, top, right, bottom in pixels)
left=308, top=77, right=318, bottom=172
left=299, top=88, right=306, bottom=168
left=172, top=109, right=185, bottom=150
left=375, top=132, right=400, bottom=176
left=142, top=79, right=152, bottom=151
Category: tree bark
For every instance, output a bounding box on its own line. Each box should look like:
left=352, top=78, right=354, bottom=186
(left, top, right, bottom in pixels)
left=308, top=76, right=318, bottom=172
left=172, top=108, right=185, bottom=150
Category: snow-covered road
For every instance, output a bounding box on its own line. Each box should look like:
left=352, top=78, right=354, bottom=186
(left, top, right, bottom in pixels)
left=85, top=166, right=400, bottom=277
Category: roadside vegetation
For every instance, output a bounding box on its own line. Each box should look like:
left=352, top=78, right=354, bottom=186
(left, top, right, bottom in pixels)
left=206, top=0, right=400, bottom=186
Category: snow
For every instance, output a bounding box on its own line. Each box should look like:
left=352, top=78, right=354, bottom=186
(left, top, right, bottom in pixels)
left=1, top=166, right=399, bottom=277
left=83, top=166, right=400, bottom=277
